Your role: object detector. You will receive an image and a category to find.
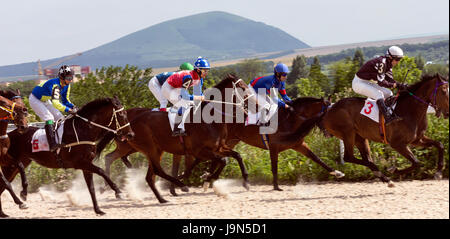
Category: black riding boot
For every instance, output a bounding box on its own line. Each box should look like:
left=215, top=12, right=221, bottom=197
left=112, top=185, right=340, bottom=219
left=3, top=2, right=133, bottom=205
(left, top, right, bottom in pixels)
left=376, top=99, right=401, bottom=125
left=45, top=123, right=60, bottom=152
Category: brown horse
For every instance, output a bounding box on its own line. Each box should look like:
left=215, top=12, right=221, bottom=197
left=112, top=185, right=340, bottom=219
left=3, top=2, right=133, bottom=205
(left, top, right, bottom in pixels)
left=0, top=90, right=29, bottom=217
left=1, top=96, right=134, bottom=216
left=320, top=74, right=449, bottom=186
left=99, top=97, right=345, bottom=193
left=97, top=74, right=255, bottom=203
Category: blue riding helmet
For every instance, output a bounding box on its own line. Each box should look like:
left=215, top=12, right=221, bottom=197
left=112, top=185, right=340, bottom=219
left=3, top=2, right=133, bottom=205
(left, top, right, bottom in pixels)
left=274, top=63, right=289, bottom=74
left=194, top=57, right=211, bottom=69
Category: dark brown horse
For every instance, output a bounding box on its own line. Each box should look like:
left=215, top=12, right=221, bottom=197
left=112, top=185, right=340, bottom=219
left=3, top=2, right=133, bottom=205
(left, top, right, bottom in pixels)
left=97, top=74, right=255, bottom=203
left=99, top=97, right=345, bottom=193
left=1, top=96, right=134, bottom=216
left=0, top=90, right=29, bottom=217
left=320, top=74, right=449, bottom=186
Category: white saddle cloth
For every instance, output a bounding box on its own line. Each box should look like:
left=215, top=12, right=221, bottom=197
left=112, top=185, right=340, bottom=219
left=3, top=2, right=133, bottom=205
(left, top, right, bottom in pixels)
left=31, top=123, right=64, bottom=152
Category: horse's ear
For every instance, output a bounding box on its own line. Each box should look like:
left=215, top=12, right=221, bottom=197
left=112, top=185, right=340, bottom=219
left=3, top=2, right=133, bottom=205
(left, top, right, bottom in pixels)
left=327, top=95, right=332, bottom=102
left=16, top=89, right=21, bottom=96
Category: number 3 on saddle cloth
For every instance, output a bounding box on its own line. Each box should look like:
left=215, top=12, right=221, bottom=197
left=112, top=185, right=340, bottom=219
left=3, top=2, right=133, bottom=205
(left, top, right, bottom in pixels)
left=31, top=123, right=64, bottom=152
left=360, top=96, right=397, bottom=123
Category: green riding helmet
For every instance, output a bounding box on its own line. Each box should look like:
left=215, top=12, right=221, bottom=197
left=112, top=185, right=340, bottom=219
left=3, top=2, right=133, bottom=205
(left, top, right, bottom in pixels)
left=179, top=62, right=194, bottom=71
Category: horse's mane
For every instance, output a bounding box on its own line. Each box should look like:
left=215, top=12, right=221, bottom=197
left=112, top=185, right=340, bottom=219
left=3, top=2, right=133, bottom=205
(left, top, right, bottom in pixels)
left=0, top=89, right=19, bottom=99
left=213, top=73, right=239, bottom=89
left=399, top=73, right=444, bottom=98
left=291, top=97, right=322, bottom=107
left=77, top=97, right=115, bottom=116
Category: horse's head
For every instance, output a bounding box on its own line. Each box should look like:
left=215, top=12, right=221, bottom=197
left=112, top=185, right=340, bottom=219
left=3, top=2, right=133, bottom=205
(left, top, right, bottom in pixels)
left=213, top=73, right=257, bottom=114
left=0, top=89, right=28, bottom=133
left=109, top=96, right=135, bottom=142
left=433, top=74, right=449, bottom=119
left=290, top=97, right=330, bottom=120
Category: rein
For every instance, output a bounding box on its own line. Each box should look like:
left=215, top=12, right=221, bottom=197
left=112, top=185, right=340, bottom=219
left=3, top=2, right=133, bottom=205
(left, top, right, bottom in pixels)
left=203, top=78, right=254, bottom=116
left=63, top=106, right=130, bottom=148
left=407, top=80, right=448, bottom=110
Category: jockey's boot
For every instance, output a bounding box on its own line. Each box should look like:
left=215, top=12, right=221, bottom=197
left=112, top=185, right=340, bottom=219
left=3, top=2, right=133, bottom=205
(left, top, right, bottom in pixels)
left=45, top=122, right=61, bottom=152
left=172, top=112, right=187, bottom=136
left=376, top=99, right=402, bottom=126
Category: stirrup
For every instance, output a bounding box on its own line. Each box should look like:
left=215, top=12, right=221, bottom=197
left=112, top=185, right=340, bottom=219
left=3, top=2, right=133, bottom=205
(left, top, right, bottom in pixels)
left=172, top=129, right=186, bottom=137
left=384, top=115, right=402, bottom=125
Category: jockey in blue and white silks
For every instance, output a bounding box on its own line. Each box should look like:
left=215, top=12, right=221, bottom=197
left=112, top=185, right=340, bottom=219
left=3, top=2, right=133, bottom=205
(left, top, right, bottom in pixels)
left=249, top=63, right=293, bottom=124
left=29, top=65, right=77, bottom=151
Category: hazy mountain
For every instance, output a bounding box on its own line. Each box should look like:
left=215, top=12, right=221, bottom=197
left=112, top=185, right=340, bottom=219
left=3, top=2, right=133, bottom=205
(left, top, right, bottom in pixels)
left=0, top=11, right=309, bottom=77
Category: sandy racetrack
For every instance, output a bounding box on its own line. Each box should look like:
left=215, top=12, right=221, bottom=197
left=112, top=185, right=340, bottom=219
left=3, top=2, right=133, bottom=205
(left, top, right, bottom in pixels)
left=2, top=172, right=448, bottom=219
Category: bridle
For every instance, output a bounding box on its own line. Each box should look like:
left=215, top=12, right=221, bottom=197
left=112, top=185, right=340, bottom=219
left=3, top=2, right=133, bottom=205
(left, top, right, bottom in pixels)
left=0, top=102, right=15, bottom=120
left=197, top=78, right=255, bottom=116
left=63, top=106, right=131, bottom=148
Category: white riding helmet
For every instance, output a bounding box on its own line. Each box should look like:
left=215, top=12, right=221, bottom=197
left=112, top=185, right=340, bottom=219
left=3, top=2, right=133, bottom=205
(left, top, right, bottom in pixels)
left=386, top=46, right=404, bottom=59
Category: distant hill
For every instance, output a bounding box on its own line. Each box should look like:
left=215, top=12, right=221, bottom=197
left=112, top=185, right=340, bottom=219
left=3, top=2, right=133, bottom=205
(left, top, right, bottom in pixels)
left=0, top=11, right=309, bottom=77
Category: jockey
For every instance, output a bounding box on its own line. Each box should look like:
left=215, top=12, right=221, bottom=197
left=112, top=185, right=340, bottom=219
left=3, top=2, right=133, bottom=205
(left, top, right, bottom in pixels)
left=161, top=57, right=209, bottom=136
left=148, top=62, right=194, bottom=112
left=352, top=46, right=408, bottom=125
left=29, top=65, right=77, bottom=151
left=249, top=63, right=294, bottom=124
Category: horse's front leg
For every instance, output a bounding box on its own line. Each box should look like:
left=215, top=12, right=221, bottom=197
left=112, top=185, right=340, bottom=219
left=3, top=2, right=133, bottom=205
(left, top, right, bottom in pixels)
left=82, top=170, right=105, bottom=215
left=389, top=143, right=423, bottom=176
left=411, top=135, right=445, bottom=179
left=15, top=161, right=28, bottom=201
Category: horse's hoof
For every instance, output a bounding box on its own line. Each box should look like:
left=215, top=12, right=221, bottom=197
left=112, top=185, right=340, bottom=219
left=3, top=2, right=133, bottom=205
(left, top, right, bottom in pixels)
left=434, top=172, right=443, bottom=180
left=203, top=182, right=210, bottom=192
left=387, top=181, right=395, bottom=187
left=170, top=189, right=178, bottom=196
left=387, top=166, right=397, bottom=174
left=96, top=210, right=106, bottom=216
left=181, top=186, right=189, bottom=192
left=274, top=187, right=283, bottom=191
left=159, top=199, right=169, bottom=203
left=19, top=203, right=28, bottom=209
left=20, top=192, right=27, bottom=201
left=243, top=182, right=250, bottom=191
left=331, top=170, right=345, bottom=178
left=0, top=213, right=9, bottom=218
left=116, top=192, right=123, bottom=199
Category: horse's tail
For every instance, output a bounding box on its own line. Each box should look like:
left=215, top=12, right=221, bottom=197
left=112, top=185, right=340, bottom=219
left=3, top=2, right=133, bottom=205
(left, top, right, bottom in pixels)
left=95, top=132, right=116, bottom=160
left=273, top=115, right=322, bottom=145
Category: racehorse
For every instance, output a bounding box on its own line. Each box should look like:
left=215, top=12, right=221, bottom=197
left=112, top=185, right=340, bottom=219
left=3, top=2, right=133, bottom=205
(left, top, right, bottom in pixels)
left=98, top=97, right=345, bottom=192
left=320, top=74, right=449, bottom=186
left=0, top=90, right=29, bottom=217
left=96, top=74, right=256, bottom=203
left=1, top=96, right=134, bottom=216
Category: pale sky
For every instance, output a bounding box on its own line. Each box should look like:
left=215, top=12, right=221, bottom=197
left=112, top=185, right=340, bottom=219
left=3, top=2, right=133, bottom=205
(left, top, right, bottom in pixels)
left=0, top=0, right=448, bottom=66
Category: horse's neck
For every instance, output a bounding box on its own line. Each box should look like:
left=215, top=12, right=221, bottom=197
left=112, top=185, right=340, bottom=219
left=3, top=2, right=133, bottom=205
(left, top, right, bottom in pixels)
left=67, top=110, right=111, bottom=141
left=0, top=121, right=7, bottom=136
left=396, top=82, right=434, bottom=122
